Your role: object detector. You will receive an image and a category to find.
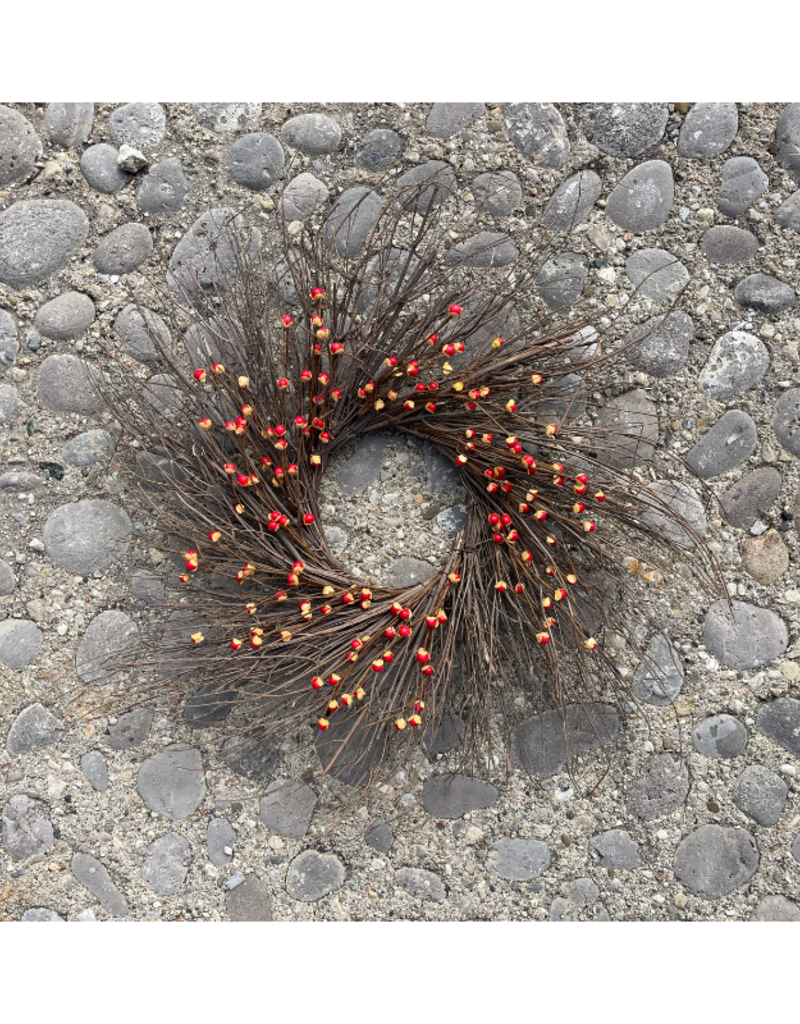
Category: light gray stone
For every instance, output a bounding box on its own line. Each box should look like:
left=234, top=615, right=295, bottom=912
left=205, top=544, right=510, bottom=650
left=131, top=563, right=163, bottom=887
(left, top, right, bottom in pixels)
left=62, top=429, right=116, bottom=468
left=505, top=103, right=570, bottom=168
left=678, top=103, right=738, bottom=157
left=426, top=102, right=485, bottom=138
left=395, top=867, right=446, bottom=902
left=674, top=825, right=759, bottom=898
left=281, top=113, right=341, bottom=156
left=535, top=252, right=587, bottom=309
left=259, top=779, right=316, bottom=838
left=632, top=635, right=684, bottom=706
left=606, top=160, right=674, bottom=232
left=194, top=103, right=262, bottom=133
left=776, top=103, right=800, bottom=182
left=143, top=373, right=181, bottom=417
left=324, top=186, right=382, bottom=258
left=355, top=129, right=403, bottom=171
left=0, top=308, right=16, bottom=369
left=625, top=248, right=689, bottom=301
left=692, top=714, right=748, bottom=759
left=107, top=708, right=153, bottom=750
left=733, top=273, right=795, bottom=313
left=701, top=225, right=759, bottom=264
left=37, top=354, right=102, bottom=414
left=45, top=103, right=94, bottom=147
left=280, top=172, right=328, bottom=221
left=34, top=292, right=95, bottom=340
left=447, top=231, right=517, bottom=268
left=71, top=853, right=129, bottom=917
left=591, top=829, right=642, bottom=870
left=421, top=775, right=498, bottom=819
left=581, top=103, right=668, bottom=158
left=136, top=158, right=189, bottom=214
left=109, top=103, right=166, bottom=152
left=0, top=384, right=23, bottom=424
left=336, top=431, right=388, bottom=495
left=225, top=875, right=273, bottom=920
left=6, top=703, right=63, bottom=755
left=437, top=505, right=468, bottom=536
left=486, top=838, right=551, bottom=880
left=772, top=387, right=800, bottom=456
left=80, top=751, right=109, bottom=792
left=514, top=704, right=620, bottom=779
left=732, top=765, right=787, bottom=827
left=44, top=499, right=131, bottom=574
left=567, top=878, right=600, bottom=905
left=702, top=330, right=769, bottom=399
left=80, top=144, right=132, bottom=194
left=76, top=609, right=138, bottom=684
left=168, top=208, right=260, bottom=300
left=114, top=303, right=170, bottom=363
left=757, top=697, right=800, bottom=757
left=594, top=389, right=658, bottom=468
left=137, top=746, right=206, bottom=822
left=752, top=896, right=800, bottom=921
left=227, top=133, right=284, bottom=190
left=365, top=822, right=394, bottom=853
left=775, top=190, right=800, bottom=234
left=0, top=471, right=42, bottom=492
left=21, top=908, right=65, bottom=922
left=0, top=104, right=41, bottom=186
left=542, top=170, right=602, bottom=231
left=0, top=200, right=89, bottom=287
left=720, top=467, right=781, bottom=530
left=0, top=619, right=43, bottom=669
left=2, top=795, right=53, bottom=860
left=424, top=441, right=461, bottom=493
left=286, top=850, right=345, bottom=902
left=0, top=560, right=15, bottom=595
left=718, top=157, right=769, bottom=217
left=207, top=818, right=236, bottom=866
left=395, top=161, right=456, bottom=212
left=627, top=755, right=689, bottom=821
left=93, top=223, right=153, bottom=275
left=640, top=479, right=707, bottom=549
left=117, top=145, right=147, bottom=173
left=141, top=832, right=192, bottom=895
left=685, top=410, right=757, bottom=479
left=702, top=600, right=788, bottom=670
left=473, top=170, right=523, bottom=217
left=385, top=556, right=436, bottom=589
left=624, top=310, right=694, bottom=377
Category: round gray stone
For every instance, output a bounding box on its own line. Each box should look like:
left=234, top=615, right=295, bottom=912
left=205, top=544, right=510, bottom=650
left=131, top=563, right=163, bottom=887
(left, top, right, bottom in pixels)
left=733, top=273, right=795, bottom=313
left=396, top=160, right=456, bottom=212
left=752, top=896, right=800, bottom=921
left=674, top=825, right=759, bottom=898
left=141, top=832, right=192, bottom=895
left=627, top=754, right=689, bottom=821
left=702, top=600, right=788, bottom=669
left=107, top=707, right=152, bottom=750
left=699, top=330, right=769, bottom=399
left=286, top=850, right=345, bottom=902
left=80, top=144, right=132, bottom=194
left=542, top=170, right=601, bottom=231
left=193, top=103, right=262, bottom=133
left=718, top=157, right=769, bottom=217
left=114, top=304, right=170, bottom=363
left=385, top=555, right=436, bottom=589
left=136, top=158, right=189, bottom=214
left=720, top=467, right=781, bottom=530
left=701, top=225, right=759, bottom=264
left=692, top=714, right=748, bottom=758
left=632, top=634, right=685, bottom=706
left=447, top=231, right=517, bottom=268
left=225, top=874, right=273, bottom=921
left=426, top=102, right=485, bottom=138
left=281, top=113, right=341, bottom=156
left=207, top=818, right=236, bottom=866
left=80, top=751, right=109, bottom=792
left=606, top=160, right=674, bottom=232
left=757, top=697, right=800, bottom=757
left=0, top=384, right=23, bottom=424
left=137, top=746, right=205, bottom=821
left=45, top=103, right=94, bottom=147
left=486, top=838, right=551, bottom=881
left=684, top=410, right=757, bottom=479
left=44, top=498, right=131, bottom=574
left=37, top=353, right=101, bottom=414
left=130, top=569, right=164, bottom=605
left=535, top=252, right=587, bottom=309
left=227, top=132, right=284, bottom=191
left=62, top=429, right=116, bottom=467
left=2, top=795, right=53, bottom=860
left=0, top=200, right=89, bottom=287
left=280, top=172, right=328, bottom=221
left=625, top=248, right=689, bottom=301
left=355, top=129, right=403, bottom=171
left=514, top=704, right=620, bottom=778
left=21, top=908, right=65, bottom=922
left=678, top=103, right=738, bottom=157
left=93, top=222, right=153, bottom=275
left=591, top=829, right=642, bottom=870
left=732, top=765, right=787, bottom=827
left=365, top=822, right=394, bottom=853
left=76, top=609, right=138, bottom=684
left=473, top=169, right=523, bottom=217
left=624, top=310, right=694, bottom=377
left=324, top=186, right=382, bottom=258
left=167, top=208, right=260, bottom=301
left=259, top=779, right=316, bottom=838
left=34, top=292, right=95, bottom=341
left=395, top=867, right=446, bottom=902
left=775, top=189, right=800, bottom=234
left=6, top=702, right=63, bottom=755
left=421, top=775, right=498, bottom=819
left=581, top=103, right=668, bottom=158
left=109, top=102, right=166, bottom=152
left=594, top=389, right=658, bottom=469
left=772, top=387, right=800, bottom=456
left=0, top=104, right=41, bottom=187
left=0, top=619, right=43, bottom=669
left=0, top=560, right=15, bottom=595
left=775, top=103, right=800, bottom=182
left=505, top=103, right=570, bottom=168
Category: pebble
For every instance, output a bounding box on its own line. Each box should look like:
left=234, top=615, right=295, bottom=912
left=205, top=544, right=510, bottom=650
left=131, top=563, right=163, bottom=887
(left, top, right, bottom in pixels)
left=0, top=559, right=16, bottom=595
left=280, top=172, right=328, bottom=221
left=44, top=499, right=131, bottom=575
left=541, top=170, right=602, bottom=231
left=0, top=471, right=42, bottom=492
left=535, top=253, right=587, bottom=309
left=605, top=160, right=674, bottom=232
left=426, top=102, right=485, bottom=138
left=117, top=145, right=148, bottom=173
left=355, top=129, right=403, bottom=171
left=71, top=852, right=129, bottom=918
left=733, top=273, right=795, bottom=313
left=581, top=103, right=668, bottom=158
left=225, top=874, right=273, bottom=920
left=336, top=431, right=388, bottom=495
left=80, top=751, right=109, bottom=792
left=106, top=707, right=153, bottom=750
left=395, top=160, right=456, bottom=213
left=627, top=755, right=689, bottom=821
left=324, top=186, right=382, bottom=258
left=385, top=555, right=436, bottom=588
left=774, top=189, right=800, bottom=234
left=720, top=467, right=781, bottom=530
left=632, top=634, right=685, bottom=706
left=0, top=200, right=89, bottom=287
left=63, top=429, right=116, bottom=468
left=625, top=248, right=689, bottom=302
left=93, top=223, right=153, bottom=275
left=206, top=818, right=236, bottom=866
left=718, top=157, right=769, bottom=217
left=702, top=599, right=788, bottom=669
left=1, top=795, right=53, bottom=860
left=421, top=775, right=498, bottom=819
left=395, top=867, right=446, bottom=902
left=45, top=102, right=94, bottom=147
left=137, top=746, right=205, bottom=821
left=183, top=683, right=238, bottom=727
left=514, top=703, right=619, bottom=778
left=37, top=353, right=102, bottom=415
left=699, top=330, right=769, bottom=399
left=684, top=410, right=757, bottom=479
left=742, top=529, right=788, bottom=585
left=678, top=103, right=738, bottom=158
left=286, top=850, right=345, bottom=902
left=227, top=133, right=284, bottom=191
left=751, top=895, right=800, bottom=922
left=168, top=208, right=260, bottom=300
left=281, top=113, right=341, bottom=156
left=80, top=144, right=133, bottom=194
left=701, top=225, right=759, bottom=265
left=504, top=103, right=571, bottom=168
left=640, top=479, right=707, bottom=549
left=485, top=838, right=551, bottom=881
left=21, top=909, right=65, bottom=922
left=624, top=310, right=694, bottom=377
left=0, top=104, right=41, bottom=186
left=692, top=714, right=748, bottom=758
left=141, top=832, right=192, bottom=895
left=424, top=441, right=461, bottom=492
left=76, top=609, right=138, bottom=684
left=136, top=158, right=189, bottom=214
left=674, top=825, right=759, bottom=898
left=114, top=304, right=170, bottom=363
left=593, top=389, right=658, bottom=469
left=775, top=103, right=800, bottom=182
left=25, top=330, right=40, bottom=351
left=757, top=697, right=800, bottom=757
left=193, top=103, right=262, bottom=133
left=772, top=387, right=800, bottom=456
left=472, top=170, right=522, bottom=217
left=447, top=231, right=517, bottom=268
left=109, top=102, right=166, bottom=152
left=732, top=764, right=788, bottom=827
left=591, top=829, right=642, bottom=870
left=34, top=292, right=95, bottom=341
left=259, top=779, right=316, bottom=838
left=0, top=383, right=23, bottom=424
left=365, top=821, right=394, bottom=853
left=0, top=620, right=44, bottom=670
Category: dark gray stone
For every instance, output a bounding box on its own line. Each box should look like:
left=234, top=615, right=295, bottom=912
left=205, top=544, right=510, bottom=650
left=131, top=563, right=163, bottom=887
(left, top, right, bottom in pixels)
left=624, top=310, right=694, bottom=377
left=227, top=133, right=284, bottom=191
left=109, top=103, right=166, bottom=152
left=437, top=505, right=468, bottom=537
left=423, top=441, right=460, bottom=493
left=0, top=471, right=42, bottom=492
left=34, top=292, right=95, bottom=341
left=287, top=850, right=345, bottom=902
left=426, top=102, right=485, bottom=138
left=107, top=708, right=153, bottom=750
left=581, top=103, right=668, bottom=158
left=702, top=600, right=788, bottom=670
left=685, top=411, right=757, bottom=479
left=207, top=818, right=236, bottom=866
left=129, top=570, right=164, bottom=606
left=0, top=104, right=41, bottom=186
left=674, top=825, right=759, bottom=898
left=21, top=909, right=65, bottom=922
left=281, top=113, right=341, bottom=155
left=542, top=170, right=602, bottom=231
left=143, top=373, right=181, bottom=418
left=701, top=226, right=759, bottom=264
left=473, top=170, right=522, bottom=216
left=71, top=853, right=129, bottom=917
left=336, top=431, right=388, bottom=496
left=395, top=867, right=446, bottom=902
left=732, top=765, right=787, bottom=827
left=628, top=755, right=689, bottom=820
left=0, top=620, right=43, bottom=670
left=535, top=253, right=587, bottom=309
left=775, top=103, right=800, bottom=182
left=421, top=714, right=464, bottom=755
left=625, top=248, right=689, bottom=302
left=699, top=330, right=768, bottom=399
left=194, top=103, right=262, bottom=133
left=76, top=609, right=137, bottom=684
left=37, top=353, right=102, bottom=414
left=775, top=190, right=800, bottom=234
left=355, top=129, right=403, bottom=171
left=752, top=895, right=800, bottom=921
left=757, top=697, right=800, bottom=757
left=720, top=467, right=781, bottom=530
left=692, top=714, right=748, bottom=758
left=136, top=158, right=189, bottom=214
left=774, top=387, right=800, bottom=456
left=45, top=103, right=94, bottom=147
left=167, top=208, right=260, bottom=300
left=591, top=829, right=642, bottom=870
left=114, top=304, right=170, bottom=363
left=594, top=389, right=658, bottom=469
left=365, top=821, right=394, bottom=853
left=0, top=200, right=89, bottom=287
left=718, top=157, right=769, bottom=217
left=221, top=736, right=280, bottom=780
left=606, top=160, right=674, bottom=232
left=80, top=751, right=109, bottom=792
left=63, top=429, right=116, bottom=468
left=632, top=635, right=684, bottom=706
left=421, top=775, right=498, bottom=819
left=0, top=560, right=15, bottom=595
left=80, top=144, right=132, bottom=194
left=137, top=746, right=206, bottom=821
left=486, top=838, right=551, bottom=881
left=280, top=172, right=328, bottom=221
left=734, top=273, right=795, bottom=313
left=447, top=231, right=517, bottom=268
left=514, top=704, right=620, bottom=779
left=0, top=383, right=23, bottom=424
left=183, top=683, right=238, bottom=727
left=259, top=779, right=316, bottom=838
left=505, top=103, right=570, bottom=168
left=678, top=103, right=738, bottom=157
left=2, top=795, right=53, bottom=860
left=385, top=555, right=436, bottom=589
left=141, top=832, right=192, bottom=895
left=395, top=161, right=456, bottom=212
left=225, top=874, right=273, bottom=920
left=324, top=186, right=382, bottom=258
left=93, top=223, right=153, bottom=275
